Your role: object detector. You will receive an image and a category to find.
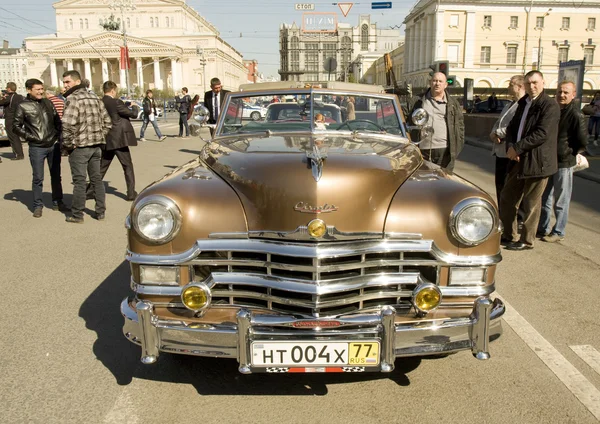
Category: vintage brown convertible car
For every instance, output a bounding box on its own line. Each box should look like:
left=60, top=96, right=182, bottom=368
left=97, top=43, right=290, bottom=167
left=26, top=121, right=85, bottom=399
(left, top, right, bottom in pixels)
left=122, top=81, right=505, bottom=374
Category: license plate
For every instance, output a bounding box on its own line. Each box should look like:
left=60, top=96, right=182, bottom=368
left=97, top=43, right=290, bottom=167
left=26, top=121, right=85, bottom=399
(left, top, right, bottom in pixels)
left=251, top=341, right=380, bottom=367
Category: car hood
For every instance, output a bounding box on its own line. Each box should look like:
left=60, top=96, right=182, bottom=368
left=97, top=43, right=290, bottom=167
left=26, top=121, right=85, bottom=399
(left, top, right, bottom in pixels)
left=202, top=134, right=422, bottom=235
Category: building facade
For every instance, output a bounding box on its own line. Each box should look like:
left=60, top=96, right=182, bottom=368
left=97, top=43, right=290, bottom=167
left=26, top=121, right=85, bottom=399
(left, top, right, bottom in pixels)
left=23, top=0, right=247, bottom=95
left=0, top=42, right=27, bottom=92
left=279, top=15, right=402, bottom=82
left=403, top=0, right=600, bottom=90
left=360, top=43, right=405, bottom=87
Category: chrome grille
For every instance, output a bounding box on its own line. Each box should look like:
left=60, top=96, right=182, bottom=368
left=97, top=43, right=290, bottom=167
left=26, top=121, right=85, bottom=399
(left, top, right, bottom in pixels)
left=187, top=239, right=443, bottom=317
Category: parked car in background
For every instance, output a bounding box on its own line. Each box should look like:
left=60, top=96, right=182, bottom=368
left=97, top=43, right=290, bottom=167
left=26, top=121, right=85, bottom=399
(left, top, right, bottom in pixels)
left=122, top=81, right=505, bottom=375
left=242, top=101, right=268, bottom=121
left=0, top=106, right=8, bottom=144
left=471, top=98, right=511, bottom=114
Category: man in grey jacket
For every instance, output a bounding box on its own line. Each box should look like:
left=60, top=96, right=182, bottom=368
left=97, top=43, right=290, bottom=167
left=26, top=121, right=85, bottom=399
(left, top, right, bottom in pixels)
left=410, top=72, right=464, bottom=171
left=489, top=75, right=525, bottom=206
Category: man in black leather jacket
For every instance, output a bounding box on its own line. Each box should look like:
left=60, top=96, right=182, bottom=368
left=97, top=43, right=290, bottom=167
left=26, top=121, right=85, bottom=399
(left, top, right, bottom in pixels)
left=537, top=81, right=588, bottom=243
left=0, top=82, right=25, bottom=160
left=13, top=78, right=66, bottom=217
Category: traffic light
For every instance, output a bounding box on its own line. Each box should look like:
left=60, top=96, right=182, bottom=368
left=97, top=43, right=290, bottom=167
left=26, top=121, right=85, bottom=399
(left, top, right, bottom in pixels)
left=437, top=60, right=449, bottom=77
left=447, top=75, right=456, bottom=86
left=406, top=83, right=413, bottom=96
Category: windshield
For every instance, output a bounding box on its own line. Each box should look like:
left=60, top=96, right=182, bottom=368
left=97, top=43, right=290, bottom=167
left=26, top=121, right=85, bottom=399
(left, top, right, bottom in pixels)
left=218, top=91, right=405, bottom=137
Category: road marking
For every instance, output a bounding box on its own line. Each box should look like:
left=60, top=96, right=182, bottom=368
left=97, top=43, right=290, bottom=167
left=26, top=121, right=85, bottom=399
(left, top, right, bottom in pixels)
left=104, top=385, right=138, bottom=424
left=571, top=345, right=600, bottom=377
left=499, top=295, right=600, bottom=420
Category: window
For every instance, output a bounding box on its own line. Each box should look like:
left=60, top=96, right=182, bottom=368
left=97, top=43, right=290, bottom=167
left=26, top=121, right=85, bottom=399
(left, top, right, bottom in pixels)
left=322, top=43, right=336, bottom=63
left=69, top=19, right=73, bottom=30
left=155, top=17, right=159, bottom=27
left=150, top=17, right=153, bottom=27
left=341, top=36, right=352, bottom=69
left=136, top=17, right=139, bottom=28
left=166, top=17, right=169, bottom=27
left=171, top=17, right=174, bottom=27
left=85, top=19, right=88, bottom=29
left=361, top=24, right=369, bottom=51
left=510, top=16, right=518, bottom=28
left=290, top=36, right=300, bottom=71
left=562, top=17, right=570, bottom=30
left=558, top=47, right=569, bottom=63
left=483, top=16, right=492, bottom=27
left=584, top=48, right=594, bottom=65
left=450, top=14, right=459, bottom=27
left=98, top=18, right=102, bottom=26
left=80, top=19, right=83, bottom=29
left=507, top=46, right=518, bottom=66
left=304, top=43, right=319, bottom=72
left=126, top=18, right=130, bottom=28
left=588, top=18, right=596, bottom=31
left=480, top=46, right=491, bottom=64
left=536, top=16, right=544, bottom=28
left=448, top=44, right=459, bottom=63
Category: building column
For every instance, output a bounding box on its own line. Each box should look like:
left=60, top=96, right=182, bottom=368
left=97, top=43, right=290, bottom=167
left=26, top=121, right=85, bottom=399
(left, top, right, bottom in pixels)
left=153, top=57, right=163, bottom=90
left=84, top=59, right=92, bottom=80
left=101, top=59, right=109, bottom=82
left=136, top=58, right=144, bottom=90
left=404, top=28, right=411, bottom=73
left=171, top=58, right=179, bottom=90
left=434, top=10, right=445, bottom=61
left=464, top=11, right=476, bottom=68
left=412, top=22, right=420, bottom=71
left=66, top=59, right=74, bottom=71
left=50, top=60, right=58, bottom=87
left=425, top=15, right=433, bottom=67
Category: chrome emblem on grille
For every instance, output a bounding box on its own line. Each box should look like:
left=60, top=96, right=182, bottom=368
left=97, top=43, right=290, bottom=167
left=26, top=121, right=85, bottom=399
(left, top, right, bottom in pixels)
left=292, top=320, right=341, bottom=328
left=294, top=202, right=338, bottom=214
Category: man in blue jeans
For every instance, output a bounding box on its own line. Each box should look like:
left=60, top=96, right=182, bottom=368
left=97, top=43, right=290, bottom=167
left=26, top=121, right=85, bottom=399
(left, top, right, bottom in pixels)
left=175, top=87, right=191, bottom=138
left=139, top=90, right=167, bottom=142
left=538, top=81, right=588, bottom=242
left=12, top=78, right=66, bottom=218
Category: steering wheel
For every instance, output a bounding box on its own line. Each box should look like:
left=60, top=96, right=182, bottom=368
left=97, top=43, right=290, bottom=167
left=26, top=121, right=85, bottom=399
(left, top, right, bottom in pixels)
left=336, top=119, right=386, bottom=132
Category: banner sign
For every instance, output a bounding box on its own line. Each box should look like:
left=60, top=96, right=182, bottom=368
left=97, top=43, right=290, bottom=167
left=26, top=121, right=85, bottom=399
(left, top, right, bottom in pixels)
left=120, top=46, right=130, bottom=70
left=302, top=12, right=337, bottom=32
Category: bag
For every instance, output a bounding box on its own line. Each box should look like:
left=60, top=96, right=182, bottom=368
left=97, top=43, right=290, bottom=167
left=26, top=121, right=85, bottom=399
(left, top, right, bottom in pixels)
left=573, top=153, right=589, bottom=172
left=582, top=104, right=594, bottom=116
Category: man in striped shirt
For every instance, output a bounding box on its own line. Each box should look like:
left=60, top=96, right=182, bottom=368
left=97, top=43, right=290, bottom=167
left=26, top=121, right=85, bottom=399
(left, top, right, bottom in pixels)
left=45, top=89, right=65, bottom=119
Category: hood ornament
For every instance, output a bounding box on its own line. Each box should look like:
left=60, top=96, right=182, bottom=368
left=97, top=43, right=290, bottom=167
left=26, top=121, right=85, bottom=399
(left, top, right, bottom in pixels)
left=306, top=144, right=326, bottom=182
left=294, top=202, right=338, bottom=214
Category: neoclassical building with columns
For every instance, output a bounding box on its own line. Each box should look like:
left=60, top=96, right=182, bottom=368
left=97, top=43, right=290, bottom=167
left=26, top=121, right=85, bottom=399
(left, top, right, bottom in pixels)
left=23, top=0, right=247, bottom=94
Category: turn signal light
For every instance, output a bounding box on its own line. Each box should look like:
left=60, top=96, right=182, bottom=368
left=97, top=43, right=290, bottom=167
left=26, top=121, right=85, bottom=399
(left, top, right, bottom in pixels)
left=412, top=284, right=442, bottom=314
left=181, top=284, right=211, bottom=312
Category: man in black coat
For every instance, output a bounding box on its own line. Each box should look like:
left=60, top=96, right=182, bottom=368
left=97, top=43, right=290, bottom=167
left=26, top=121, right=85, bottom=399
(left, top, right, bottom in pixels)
left=537, top=81, right=588, bottom=243
left=0, top=81, right=25, bottom=160
left=203, top=77, right=230, bottom=136
left=88, top=81, right=138, bottom=201
left=500, top=70, right=560, bottom=250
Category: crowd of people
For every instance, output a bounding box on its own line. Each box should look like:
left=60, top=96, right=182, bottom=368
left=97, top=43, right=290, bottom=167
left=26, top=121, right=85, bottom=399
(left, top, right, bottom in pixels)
left=410, top=70, right=589, bottom=250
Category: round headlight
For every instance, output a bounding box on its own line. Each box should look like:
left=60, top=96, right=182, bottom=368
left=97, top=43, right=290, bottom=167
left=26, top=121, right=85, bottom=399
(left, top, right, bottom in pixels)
left=411, top=108, right=429, bottom=126
left=133, top=196, right=181, bottom=244
left=412, top=283, right=442, bottom=313
left=450, top=199, right=496, bottom=246
left=181, top=283, right=211, bottom=312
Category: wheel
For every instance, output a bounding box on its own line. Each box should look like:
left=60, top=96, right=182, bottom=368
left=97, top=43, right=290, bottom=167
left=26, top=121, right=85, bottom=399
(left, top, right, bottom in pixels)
left=336, top=119, right=387, bottom=132
left=250, top=111, right=261, bottom=121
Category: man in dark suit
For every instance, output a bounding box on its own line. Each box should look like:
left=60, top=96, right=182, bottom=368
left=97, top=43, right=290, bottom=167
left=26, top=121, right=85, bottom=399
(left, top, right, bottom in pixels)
left=500, top=70, right=560, bottom=251
left=0, top=82, right=25, bottom=160
left=203, top=77, right=230, bottom=136
left=87, top=81, right=138, bottom=201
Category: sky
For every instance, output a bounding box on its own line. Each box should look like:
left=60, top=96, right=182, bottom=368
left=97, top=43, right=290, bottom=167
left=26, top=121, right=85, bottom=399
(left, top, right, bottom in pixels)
left=0, top=0, right=415, bottom=77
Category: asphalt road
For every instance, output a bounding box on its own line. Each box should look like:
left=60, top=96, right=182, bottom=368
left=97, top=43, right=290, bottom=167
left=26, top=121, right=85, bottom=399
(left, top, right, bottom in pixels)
left=1, top=122, right=599, bottom=424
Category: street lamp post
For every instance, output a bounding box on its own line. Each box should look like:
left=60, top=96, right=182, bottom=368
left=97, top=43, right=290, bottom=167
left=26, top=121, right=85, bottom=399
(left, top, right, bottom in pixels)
left=110, top=0, right=136, bottom=97
left=536, top=9, right=552, bottom=70
left=522, top=0, right=534, bottom=74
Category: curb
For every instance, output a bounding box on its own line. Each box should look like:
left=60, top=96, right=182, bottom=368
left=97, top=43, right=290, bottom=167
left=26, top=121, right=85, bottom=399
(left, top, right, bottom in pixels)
left=465, top=137, right=600, bottom=184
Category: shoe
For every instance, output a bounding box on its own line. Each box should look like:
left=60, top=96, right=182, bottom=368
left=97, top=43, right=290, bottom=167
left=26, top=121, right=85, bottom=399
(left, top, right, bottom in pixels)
left=506, top=242, right=534, bottom=251
left=183, top=135, right=190, bottom=139
left=536, top=231, right=549, bottom=239
left=139, top=138, right=147, bottom=142
left=159, top=136, right=167, bottom=141
left=33, top=207, right=43, bottom=218
left=500, top=237, right=514, bottom=246
left=11, top=155, right=24, bottom=161
left=126, top=191, right=138, bottom=201
left=66, top=216, right=84, bottom=224
left=96, top=213, right=105, bottom=221
left=542, top=233, right=564, bottom=243
left=52, top=200, right=69, bottom=212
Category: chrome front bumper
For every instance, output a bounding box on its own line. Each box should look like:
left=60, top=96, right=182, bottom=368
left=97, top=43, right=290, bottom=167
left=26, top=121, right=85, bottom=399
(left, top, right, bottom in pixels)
left=121, top=297, right=505, bottom=373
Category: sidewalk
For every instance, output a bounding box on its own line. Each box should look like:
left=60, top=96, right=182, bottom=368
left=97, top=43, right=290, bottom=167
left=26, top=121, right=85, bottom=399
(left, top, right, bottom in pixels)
left=465, top=136, right=600, bottom=184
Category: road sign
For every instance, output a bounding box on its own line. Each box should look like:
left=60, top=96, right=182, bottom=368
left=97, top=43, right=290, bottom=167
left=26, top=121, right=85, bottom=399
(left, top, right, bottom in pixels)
left=372, top=2, right=392, bottom=9
left=295, top=3, right=315, bottom=10
left=338, top=3, right=353, bottom=17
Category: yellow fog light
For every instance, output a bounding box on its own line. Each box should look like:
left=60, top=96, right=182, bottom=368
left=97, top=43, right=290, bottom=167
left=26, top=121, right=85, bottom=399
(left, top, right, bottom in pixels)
left=412, top=283, right=442, bottom=314
left=181, top=283, right=211, bottom=312
left=307, top=219, right=327, bottom=238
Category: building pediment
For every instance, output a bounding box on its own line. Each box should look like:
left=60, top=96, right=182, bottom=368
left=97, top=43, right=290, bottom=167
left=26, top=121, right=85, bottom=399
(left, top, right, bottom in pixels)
left=48, top=32, right=182, bottom=57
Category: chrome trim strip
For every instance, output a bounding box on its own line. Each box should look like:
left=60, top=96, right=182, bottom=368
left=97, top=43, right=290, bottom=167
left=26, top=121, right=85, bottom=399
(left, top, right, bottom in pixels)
left=127, top=239, right=501, bottom=266
left=209, top=231, right=424, bottom=240
left=441, top=284, right=495, bottom=297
